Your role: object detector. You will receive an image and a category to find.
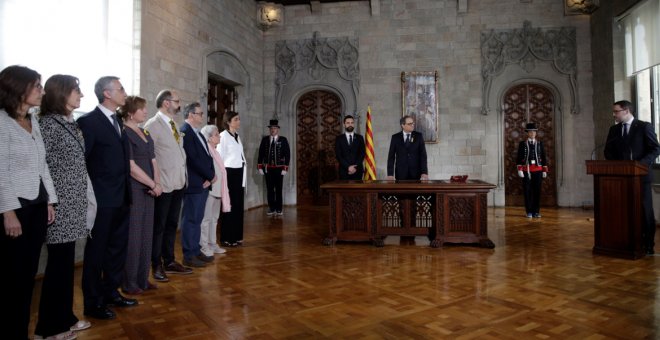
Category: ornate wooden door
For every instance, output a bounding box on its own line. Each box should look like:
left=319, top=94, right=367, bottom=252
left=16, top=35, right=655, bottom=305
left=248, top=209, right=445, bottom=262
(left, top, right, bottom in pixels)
left=296, top=90, right=342, bottom=205
left=504, top=84, right=557, bottom=207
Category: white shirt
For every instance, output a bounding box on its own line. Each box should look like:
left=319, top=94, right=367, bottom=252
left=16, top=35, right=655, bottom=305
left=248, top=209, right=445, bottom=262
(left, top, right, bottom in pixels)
left=345, top=132, right=354, bottom=144
left=97, top=104, right=119, bottom=134
left=218, top=129, right=247, bottom=187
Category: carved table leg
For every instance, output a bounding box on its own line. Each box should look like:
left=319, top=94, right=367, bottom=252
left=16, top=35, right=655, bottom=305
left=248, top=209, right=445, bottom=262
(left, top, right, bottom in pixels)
left=373, top=238, right=385, bottom=247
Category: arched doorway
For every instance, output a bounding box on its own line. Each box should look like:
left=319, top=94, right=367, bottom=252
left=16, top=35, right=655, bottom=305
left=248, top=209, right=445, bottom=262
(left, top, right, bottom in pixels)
left=296, top=90, right=342, bottom=205
left=504, top=83, right=557, bottom=207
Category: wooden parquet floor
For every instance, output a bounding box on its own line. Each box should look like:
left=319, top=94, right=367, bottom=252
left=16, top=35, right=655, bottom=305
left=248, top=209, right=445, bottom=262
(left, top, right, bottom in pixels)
left=29, top=206, right=660, bottom=339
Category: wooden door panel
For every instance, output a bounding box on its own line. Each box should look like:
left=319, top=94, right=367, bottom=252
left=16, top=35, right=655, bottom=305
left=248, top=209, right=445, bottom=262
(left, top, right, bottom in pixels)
left=504, top=84, right=557, bottom=207
left=296, top=90, right=342, bottom=205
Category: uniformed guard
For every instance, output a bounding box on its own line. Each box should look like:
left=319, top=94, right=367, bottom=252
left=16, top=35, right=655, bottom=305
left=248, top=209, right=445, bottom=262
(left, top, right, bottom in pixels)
left=257, top=119, right=290, bottom=216
left=516, top=122, right=548, bottom=218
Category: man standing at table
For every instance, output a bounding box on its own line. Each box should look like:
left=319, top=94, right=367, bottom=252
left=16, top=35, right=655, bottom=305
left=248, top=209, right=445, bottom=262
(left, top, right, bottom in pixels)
left=604, top=100, right=660, bottom=255
left=257, top=119, right=290, bottom=216
left=335, top=115, right=365, bottom=180
left=386, top=115, right=428, bottom=180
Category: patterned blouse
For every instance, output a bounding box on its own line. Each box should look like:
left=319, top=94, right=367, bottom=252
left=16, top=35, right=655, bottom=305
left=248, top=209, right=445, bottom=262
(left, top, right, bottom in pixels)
left=40, top=114, right=89, bottom=244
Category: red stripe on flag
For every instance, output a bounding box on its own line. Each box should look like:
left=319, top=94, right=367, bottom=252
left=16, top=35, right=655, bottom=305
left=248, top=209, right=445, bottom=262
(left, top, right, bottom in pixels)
left=364, top=106, right=377, bottom=180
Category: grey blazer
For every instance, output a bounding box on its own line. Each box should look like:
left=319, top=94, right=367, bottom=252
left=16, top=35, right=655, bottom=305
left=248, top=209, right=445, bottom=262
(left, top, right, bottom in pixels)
left=143, top=112, right=187, bottom=193
left=0, top=109, right=57, bottom=213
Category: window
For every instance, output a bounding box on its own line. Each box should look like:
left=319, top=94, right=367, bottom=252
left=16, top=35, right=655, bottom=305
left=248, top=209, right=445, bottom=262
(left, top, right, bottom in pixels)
left=0, top=0, right=138, bottom=117
left=636, top=65, right=660, bottom=164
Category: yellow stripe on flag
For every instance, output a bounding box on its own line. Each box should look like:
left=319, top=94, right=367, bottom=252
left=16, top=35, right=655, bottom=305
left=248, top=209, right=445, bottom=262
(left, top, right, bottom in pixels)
left=364, top=106, right=377, bottom=180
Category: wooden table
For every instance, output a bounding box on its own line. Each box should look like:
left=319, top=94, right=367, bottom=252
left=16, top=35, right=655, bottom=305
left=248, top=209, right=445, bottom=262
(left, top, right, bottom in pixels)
left=320, top=180, right=496, bottom=248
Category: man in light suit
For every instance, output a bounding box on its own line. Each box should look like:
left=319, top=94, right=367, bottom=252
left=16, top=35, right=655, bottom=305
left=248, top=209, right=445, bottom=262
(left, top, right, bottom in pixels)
left=335, top=115, right=365, bottom=180
left=386, top=115, right=429, bottom=180
left=180, top=103, right=216, bottom=267
left=143, top=90, right=191, bottom=282
left=605, top=100, right=660, bottom=255
left=78, top=76, right=136, bottom=320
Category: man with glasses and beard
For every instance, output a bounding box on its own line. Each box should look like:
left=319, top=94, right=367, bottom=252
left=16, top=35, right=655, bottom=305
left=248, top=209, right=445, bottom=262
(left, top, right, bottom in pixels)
left=335, top=115, right=366, bottom=180
left=143, top=90, right=192, bottom=282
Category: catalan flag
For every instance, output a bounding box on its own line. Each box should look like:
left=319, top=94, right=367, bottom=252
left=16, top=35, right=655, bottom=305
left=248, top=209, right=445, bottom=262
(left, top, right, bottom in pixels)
left=364, top=105, right=377, bottom=180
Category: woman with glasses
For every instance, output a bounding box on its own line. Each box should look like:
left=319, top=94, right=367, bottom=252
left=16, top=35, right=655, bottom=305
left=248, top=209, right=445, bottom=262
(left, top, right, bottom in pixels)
left=0, top=65, right=58, bottom=339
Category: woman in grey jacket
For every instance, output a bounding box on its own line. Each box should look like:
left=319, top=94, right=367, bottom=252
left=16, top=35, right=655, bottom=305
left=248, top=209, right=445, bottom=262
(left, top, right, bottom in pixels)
left=0, top=65, right=58, bottom=340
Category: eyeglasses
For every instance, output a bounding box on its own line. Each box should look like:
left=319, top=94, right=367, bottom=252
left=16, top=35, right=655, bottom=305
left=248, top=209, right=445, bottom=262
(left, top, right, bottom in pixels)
left=404, top=122, right=415, bottom=126
left=193, top=111, right=204, bottom=115
left=107, top=87, right=125, bottom=93
left=167, top=99, right=181, bottom=104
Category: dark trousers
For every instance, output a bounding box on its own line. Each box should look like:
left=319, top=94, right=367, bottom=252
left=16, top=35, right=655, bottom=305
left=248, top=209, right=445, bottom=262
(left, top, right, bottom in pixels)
left=0, top=202, right=47, bottom=340
left=181, top=191, right=208, bottom=260
left=221, top=167, right=244, bottom=243
left=152, top=189, right=184, bottom=268
left=642, top=181, right=656, bottom=250
left=82, top=205, right=129, bottom=309
left=265, top=168, right=284, bottom=212
left=35, top=241, right=78, bottom=337
left=522, top=171, right=543, bottom=214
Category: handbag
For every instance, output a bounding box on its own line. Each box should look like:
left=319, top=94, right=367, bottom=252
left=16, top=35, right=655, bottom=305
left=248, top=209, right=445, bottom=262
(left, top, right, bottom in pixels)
left=86, top=175, right=97, bottom=231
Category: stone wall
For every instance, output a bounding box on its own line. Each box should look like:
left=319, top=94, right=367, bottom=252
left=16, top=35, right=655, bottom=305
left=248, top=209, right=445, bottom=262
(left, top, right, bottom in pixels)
left=139, top=0, right=265, bottom=208
left=262, top=0, right=594, bottom=206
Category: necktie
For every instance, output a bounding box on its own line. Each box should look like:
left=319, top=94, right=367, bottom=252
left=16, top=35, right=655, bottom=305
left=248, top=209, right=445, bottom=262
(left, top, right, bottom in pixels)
left=110, top=113, right=120, bottom=135
left=169, top=120, right=180, bottom=143
left=623, top=123, right=629, bottom=138
left=405, top=133, right=410, bottom=144
left=198, top=132, right=210, bottom=154
left=271, top=137, right=276, bottom=148
left=349, top=134, right=353, bottom=145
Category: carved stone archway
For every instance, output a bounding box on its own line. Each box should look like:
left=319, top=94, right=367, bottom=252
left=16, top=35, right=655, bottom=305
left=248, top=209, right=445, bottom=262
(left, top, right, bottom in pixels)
left=274, top=32, right=360, bottom=204
left=480, top=21, right=576, bottom=206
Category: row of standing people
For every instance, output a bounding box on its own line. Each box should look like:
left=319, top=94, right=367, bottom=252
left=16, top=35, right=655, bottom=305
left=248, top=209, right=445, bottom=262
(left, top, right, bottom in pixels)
left=0, top=65, right=246, bottom=339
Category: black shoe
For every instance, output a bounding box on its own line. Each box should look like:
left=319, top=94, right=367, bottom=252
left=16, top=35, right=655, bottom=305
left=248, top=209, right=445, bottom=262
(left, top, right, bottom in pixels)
left=84, top=305, right=116, bottom=320
left=152, top=265, right=169, bottom=282
left=164, top=261, right=193, bottom=275
left=197, top=254, right=214, bottom=263
left=183, top=257, right=207, bottom=267
left=104, top=294, right=138, bottom=308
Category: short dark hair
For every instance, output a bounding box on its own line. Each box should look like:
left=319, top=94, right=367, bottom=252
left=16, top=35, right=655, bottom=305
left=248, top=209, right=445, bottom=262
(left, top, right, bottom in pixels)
left=400, top=115, right=412, bottom=126
left=343, top=115, right=354, bottom=123
left=614, top=100, right=635, bottom=114
left=94, top=76, right=119, bottom=103
left=0, top=65, right=41, bottom=118
left=183, top=102, right=201, bottom=119
left=117, top=96, right=147, bottom=121
left=155, top=90, right=173, bottom=108
left=41, top=74, right=80, bottom=116
left=223, top=111, right=240, bottom=131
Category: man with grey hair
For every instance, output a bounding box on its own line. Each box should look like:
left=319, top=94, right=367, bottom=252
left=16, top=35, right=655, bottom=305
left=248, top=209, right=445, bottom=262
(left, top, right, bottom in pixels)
left=78, top=76, right=135, bottom=320
left=143, top=90, right=191, bottom=281
left=180, top=103, right=216, bottom=267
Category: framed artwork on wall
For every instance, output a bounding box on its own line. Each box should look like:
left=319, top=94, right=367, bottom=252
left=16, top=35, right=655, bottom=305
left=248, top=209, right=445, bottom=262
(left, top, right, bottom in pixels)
left=401, top=70, right=439, bottom=143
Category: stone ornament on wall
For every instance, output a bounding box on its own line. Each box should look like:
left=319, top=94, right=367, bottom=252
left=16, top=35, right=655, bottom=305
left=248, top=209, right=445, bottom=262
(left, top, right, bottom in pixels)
left=481, top=21, right=579, bottom=115
left=275, top=31, right=360, bottom=112
left=564, top=0, right=599, bottom=16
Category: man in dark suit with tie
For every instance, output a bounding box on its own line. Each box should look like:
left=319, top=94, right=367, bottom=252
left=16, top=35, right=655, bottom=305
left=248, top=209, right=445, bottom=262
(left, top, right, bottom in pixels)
left=605, top=100, right=660, bottom=255
left=335, top=115, right=365, bottom=180
left=257, top=119, right=290, bottom=215
left=77, top=76, right=136, bottom=320
left=387, top=115, right=429, bottom=180
left=180, top=102, right=216, bottom=267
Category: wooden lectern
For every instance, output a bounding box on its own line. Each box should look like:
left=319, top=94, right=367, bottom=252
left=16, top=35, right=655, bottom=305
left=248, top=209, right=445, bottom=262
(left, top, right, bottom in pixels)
left=586, top=160, right=648, bottom=259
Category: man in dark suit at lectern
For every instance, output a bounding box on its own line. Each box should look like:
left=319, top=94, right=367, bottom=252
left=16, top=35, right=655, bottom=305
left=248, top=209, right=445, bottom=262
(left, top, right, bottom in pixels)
left=335, top=115, right=365, bottom=180
left=387, top=115, right=428, bottom=180
left=604, top=100, right=660, bottom=255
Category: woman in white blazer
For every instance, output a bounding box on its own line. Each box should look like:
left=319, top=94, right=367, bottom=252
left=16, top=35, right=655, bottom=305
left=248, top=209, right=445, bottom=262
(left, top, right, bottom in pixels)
left=217, top=111, right=246, bottom=247
left=0, top=65, right=58, bottom=340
